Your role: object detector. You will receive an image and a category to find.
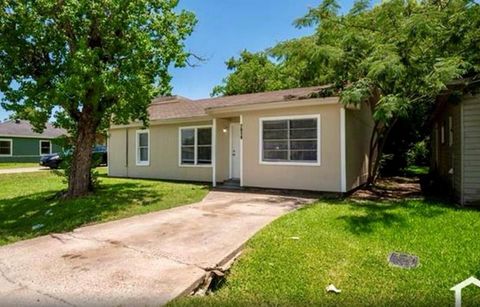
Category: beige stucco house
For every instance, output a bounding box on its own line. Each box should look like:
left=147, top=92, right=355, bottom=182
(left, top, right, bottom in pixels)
left=431, top=90, right=480, bottom=205
left=108, top=86, right=374, bottom=193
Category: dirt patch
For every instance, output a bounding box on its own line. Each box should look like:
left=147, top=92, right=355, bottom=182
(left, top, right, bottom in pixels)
left=351, top=176, right=422, bottom=201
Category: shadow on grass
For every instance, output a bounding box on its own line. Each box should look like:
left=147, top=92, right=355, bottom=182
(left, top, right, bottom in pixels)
left=0, top=182, right=164, bottom=245
left=330, top=198, right=456, bottom=235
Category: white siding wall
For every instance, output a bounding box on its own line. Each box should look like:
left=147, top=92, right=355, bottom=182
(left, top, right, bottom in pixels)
left=463, top=94, right=480, bottom=205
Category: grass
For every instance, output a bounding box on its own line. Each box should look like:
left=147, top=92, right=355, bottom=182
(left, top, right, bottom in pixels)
left=0, top=162, right=39, bottom=169
left=173, top=198, right=480, bottom=306
left=0, top=168, right=209, bottom=245
left=404, top=165, right=429, bottom=176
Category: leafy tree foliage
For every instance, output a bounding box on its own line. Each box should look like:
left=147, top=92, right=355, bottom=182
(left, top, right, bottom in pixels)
left=0, top=0, right=196, bottom=197
left=211, top=50, right=300, bottom=96
left=214, top=0, right=480, bottom=183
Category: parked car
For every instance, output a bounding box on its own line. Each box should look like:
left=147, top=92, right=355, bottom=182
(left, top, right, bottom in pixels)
left=40, top=145, right=108, bottom=169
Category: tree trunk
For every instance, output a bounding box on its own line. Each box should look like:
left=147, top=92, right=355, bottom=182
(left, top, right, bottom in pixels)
left=365, top=117, right=399, bottom=187
left=66, top=115, right=97, bottom=198
left=366, top=122, right=379, bottom=186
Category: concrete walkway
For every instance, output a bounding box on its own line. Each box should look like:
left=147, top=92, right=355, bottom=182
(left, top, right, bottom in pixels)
left=0, top=190, right=311, bottom=306
left=0, top=166, right=50, bottom=174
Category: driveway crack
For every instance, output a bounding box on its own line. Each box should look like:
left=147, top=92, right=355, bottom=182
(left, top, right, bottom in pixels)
left=0, top=261, right=77, bottom=306
left=63, top=233, right=209, bottom=271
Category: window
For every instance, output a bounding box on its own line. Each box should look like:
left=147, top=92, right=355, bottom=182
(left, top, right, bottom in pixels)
left=0, top=139, right=12, bottom=156
left=448, top=116, right=453, bottom=147
left=260, top=115, right=320, bottom=165
left=136, top=130, right=149, bottom=166
left=39, top=140, right=51, bottom=155
left=180, top=126, right=212, bottom=166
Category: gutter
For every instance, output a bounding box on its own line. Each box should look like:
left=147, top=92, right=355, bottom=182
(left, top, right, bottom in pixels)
left=205, top=97, right=340, bottom=115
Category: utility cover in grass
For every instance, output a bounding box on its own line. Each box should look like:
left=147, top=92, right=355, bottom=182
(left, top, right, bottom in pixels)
left=388, top=252, right=419, bottom=269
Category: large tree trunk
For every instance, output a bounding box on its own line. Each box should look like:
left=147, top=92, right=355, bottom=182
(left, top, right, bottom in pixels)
left=66, top=114, right=97, bottom=198
left=366, top=118, right=399, bottom=187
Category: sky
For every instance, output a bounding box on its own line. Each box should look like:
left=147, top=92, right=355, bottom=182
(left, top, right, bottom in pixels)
left=0, top=0, right=355, bottom=120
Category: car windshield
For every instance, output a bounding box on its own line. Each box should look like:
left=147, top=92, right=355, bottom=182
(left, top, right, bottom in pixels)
left=60, top=145, right=106, bottom=156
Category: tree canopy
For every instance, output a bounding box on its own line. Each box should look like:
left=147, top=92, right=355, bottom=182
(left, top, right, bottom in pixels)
left=211, top=50, right=298, bottom=96
left=0, top=0, right=196, bottom=197
left=213, top=0, right=480, bottom=181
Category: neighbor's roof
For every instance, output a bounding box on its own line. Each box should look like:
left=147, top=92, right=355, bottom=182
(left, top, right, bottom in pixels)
left=148, top=85, right=337, bottom=121
left=0, top=120, right=66, bottom=138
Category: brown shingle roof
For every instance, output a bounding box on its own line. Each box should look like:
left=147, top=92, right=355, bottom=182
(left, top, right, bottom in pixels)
left=0, top=120, right=66, bottom=138
left=148, top=86, right=335, bottom=121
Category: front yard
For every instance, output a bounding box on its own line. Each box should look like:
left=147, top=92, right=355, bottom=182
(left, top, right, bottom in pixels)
left=0, top=168, right=209, bottom=245
left=0, top=162, right=39, bottom=169
left=174, top=197, right=480, bottom=306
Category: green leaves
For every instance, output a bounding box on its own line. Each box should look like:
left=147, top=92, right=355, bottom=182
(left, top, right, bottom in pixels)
left=285, top=0, right=480, bottom=120
left=373, top=95, right=409, bottom=122
left=422, top=56, right=468, bottom=94
left=0, top=0, right=196, bottom=130
left=293, top=0, right=340, bottom=28
left=211, top=50, right=298, bottom=97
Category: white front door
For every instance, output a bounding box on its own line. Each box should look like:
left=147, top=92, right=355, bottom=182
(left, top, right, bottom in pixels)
left=230, top=123, right=241, bottom=179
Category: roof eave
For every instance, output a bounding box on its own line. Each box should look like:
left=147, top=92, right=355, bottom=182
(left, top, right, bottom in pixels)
left=0, top=134, right=63, bottom=139
left=205, top=97, right=340, bottom=115
left=110, top=115, right=212, bottom=130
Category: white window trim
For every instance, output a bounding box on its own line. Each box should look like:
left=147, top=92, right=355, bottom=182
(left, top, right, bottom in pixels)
left=39, top=140, right=52, bottom=156
left=178, top=125, right=213, bottom=168
left=258, top=114, right=321, bottom=166
left=0, top=138, right=12, bottom=157
left=136, top=129, right=150, bottom=166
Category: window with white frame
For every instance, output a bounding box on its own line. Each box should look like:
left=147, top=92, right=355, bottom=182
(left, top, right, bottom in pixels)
left=448, top=116, right=453, bottom=146
left=39, top=140, right=51, bottom=155
left=260, top=115, right=319, bottom=164
left=136, top=130, right=149, bottom=165
left=0, top=139, right=12, bottom=156
left=180, top=126, right=212, bottom=165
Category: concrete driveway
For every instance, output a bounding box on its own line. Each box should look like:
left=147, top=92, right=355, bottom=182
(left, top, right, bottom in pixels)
left=0, top=190, right=311, bottom=306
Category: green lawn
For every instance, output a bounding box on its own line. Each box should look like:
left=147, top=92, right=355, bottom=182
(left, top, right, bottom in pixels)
left=173, top=198, right=480, bottom=306
left=0, top=162, right=39, bottom=169
left=0, top=169, right=209, bottom=245
left=404, top=165, right=429, bottom=176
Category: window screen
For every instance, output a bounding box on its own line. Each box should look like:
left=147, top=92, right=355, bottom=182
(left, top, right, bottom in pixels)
left=262, top=118, right=318, bottom=163
left=180, top=127, right=212, bottom=165
left=137, top=131, right=149, bottom=164
left=0, top=140, right=11, bottom=156
left=40, top=141, right=51, bottom=155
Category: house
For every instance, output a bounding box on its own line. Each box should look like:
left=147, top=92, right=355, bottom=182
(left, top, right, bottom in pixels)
left=0, top=120, right=65, bottom=162
left=108, top=86, right=374, bottom=193
left=431, top=88, right=480, bottom=206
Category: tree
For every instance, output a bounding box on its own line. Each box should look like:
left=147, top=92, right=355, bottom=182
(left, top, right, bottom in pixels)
left=214, top=0, right=480, bottom=184
left=0, top=0, right=196, bottom=197
left=211, top=50, right=299, bottom=96
left=283, top=0, right=480, bottom=184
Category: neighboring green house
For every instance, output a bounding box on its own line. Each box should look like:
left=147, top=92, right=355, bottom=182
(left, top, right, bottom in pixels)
left=0, top=120, right=66, bottom=162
